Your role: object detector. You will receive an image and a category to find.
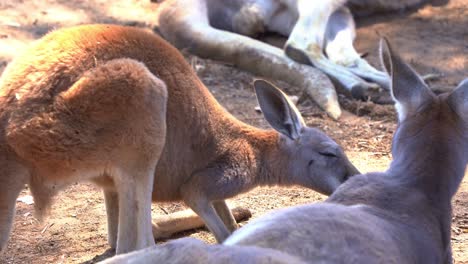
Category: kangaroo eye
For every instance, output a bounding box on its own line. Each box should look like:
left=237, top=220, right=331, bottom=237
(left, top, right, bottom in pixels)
left=319, top=151, right=337, bottom=158
left=308, top=160, right=315, bottom=166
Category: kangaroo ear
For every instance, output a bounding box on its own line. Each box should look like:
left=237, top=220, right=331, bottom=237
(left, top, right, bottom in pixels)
left=379, top=38, right=433, bottom=121
left=448, top=78, right=468, bottom=122
left=254, top=79, right=305, bottom=140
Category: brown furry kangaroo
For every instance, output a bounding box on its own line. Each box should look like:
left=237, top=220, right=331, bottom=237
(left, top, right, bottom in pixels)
left=0, top=28, right=169, bottom=254
left=0, top=24, right=358, bottom=254
left=101, top=38, right=468, bottom=263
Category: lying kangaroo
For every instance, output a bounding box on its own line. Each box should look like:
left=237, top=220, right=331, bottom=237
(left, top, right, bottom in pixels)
left=101, top=38, right=468, bottom=263
left=0, top=24, right=359, bottom=253
left=156, top=0, right=448, bottom=119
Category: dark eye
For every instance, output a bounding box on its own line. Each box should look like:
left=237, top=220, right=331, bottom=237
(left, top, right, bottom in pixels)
left=308, top=160, right=315, bottom=166
left=319, top=151, right=338, bottom=158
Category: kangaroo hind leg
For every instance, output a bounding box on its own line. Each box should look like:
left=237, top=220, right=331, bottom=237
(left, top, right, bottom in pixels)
left=60, top=58, right=168, bottom=254
left=0, top=158, right=29, bottom=253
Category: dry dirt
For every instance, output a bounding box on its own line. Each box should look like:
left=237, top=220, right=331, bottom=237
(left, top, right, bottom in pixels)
left=0, top=0, right=467, bottom=263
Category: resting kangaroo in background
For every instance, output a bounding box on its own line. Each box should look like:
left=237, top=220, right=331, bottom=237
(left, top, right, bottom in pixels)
left=100, top=38, right=468, bottom=264
left=155, top=0, right=448, bottom=119
left=0, top=24, right=359, bottom=253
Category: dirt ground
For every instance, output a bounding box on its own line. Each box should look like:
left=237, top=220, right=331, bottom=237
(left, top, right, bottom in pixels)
left=0, top=0, right=467, bottom=263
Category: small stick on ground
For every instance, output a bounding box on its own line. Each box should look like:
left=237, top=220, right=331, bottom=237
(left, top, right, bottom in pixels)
left=152, top=206, right=252, bottom=239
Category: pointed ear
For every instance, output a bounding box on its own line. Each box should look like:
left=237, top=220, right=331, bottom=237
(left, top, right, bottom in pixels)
left=254, top=79, right=306, bottom=140
left=448, top=78, right=468, bottom=122
left=379, top=38, right=433, bottom=121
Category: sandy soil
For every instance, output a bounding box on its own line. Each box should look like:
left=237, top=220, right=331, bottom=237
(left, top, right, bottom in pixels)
left=0, top=0, right=467, bottom=263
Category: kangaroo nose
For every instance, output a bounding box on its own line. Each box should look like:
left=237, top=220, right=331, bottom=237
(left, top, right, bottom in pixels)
left=345, top=159, right=361, bottom=180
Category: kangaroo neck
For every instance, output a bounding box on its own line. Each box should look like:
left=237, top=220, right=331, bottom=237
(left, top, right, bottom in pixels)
left=388, top=136, right=466, bottom=208
left=383, top=138, right=462, bottom=261
left=238, top=128, right=284, bottom=188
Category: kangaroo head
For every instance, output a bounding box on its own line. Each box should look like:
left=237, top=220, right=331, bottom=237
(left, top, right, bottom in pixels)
left=380, top=38, right=468, bottom=197
left=254, top=79, right=359, bottom=195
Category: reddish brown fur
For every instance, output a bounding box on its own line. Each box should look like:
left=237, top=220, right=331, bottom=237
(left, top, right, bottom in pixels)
left=0, top=25, right=168, bottom=253
left=0, top=24, right=358, bottom=250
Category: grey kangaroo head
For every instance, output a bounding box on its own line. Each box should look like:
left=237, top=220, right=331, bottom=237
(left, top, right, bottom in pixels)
left=380, top=38, right=468, bottom=196
left=254, top=80, right=360, bottom=195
